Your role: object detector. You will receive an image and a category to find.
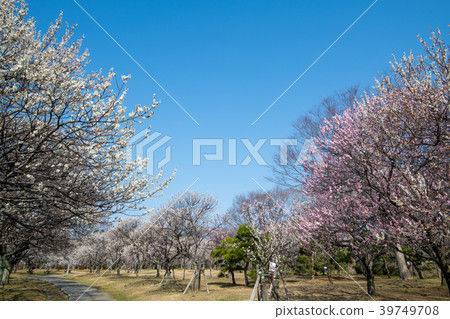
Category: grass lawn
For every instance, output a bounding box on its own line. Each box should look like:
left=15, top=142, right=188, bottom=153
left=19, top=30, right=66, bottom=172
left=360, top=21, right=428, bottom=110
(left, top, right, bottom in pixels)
left=24, top=268, right=448, bottom=301
left=0, top=277, right=67, bottom=301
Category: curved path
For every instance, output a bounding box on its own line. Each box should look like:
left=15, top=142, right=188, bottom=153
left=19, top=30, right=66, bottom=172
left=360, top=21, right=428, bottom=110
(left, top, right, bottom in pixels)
left=29, top=276, right=113, bottom=301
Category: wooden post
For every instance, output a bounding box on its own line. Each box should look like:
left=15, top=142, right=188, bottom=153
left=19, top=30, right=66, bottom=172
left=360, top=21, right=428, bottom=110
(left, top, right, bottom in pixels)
left=250, top=274, right=261, bottom=301
left=183, top=273, right=196, bottom=294
left=197, top=268, right=201, bottom=291
left=159, top=272, right=166, bottom=286
left=65, top=259, right=71, bottom=276
left=192, top=270, right=198, bottom=291
left=267, top=279, right=273, bottom=298
left=279, top=270, right=289, bottom=300
left=202, top=269, right=210, bottom=293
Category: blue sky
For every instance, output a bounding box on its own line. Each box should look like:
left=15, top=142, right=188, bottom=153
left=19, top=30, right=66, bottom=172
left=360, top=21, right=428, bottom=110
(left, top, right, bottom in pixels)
left=28, top=0, right=449, bottom=213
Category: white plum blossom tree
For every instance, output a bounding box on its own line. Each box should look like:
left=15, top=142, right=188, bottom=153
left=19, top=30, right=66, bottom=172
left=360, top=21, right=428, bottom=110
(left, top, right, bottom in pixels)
left=0, top=0, right=172, bottom=285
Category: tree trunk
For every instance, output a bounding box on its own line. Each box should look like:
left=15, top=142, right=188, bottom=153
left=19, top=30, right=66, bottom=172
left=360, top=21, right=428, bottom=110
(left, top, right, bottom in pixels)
left=347, top=258, right=356, bottom=274
left=410, top=261, right=423, bottom=279
left=410, top=264, right=416, bottom=276
left=434, top=252, right=450, bottom=293
left=361, top=258, right=376, bottom=296
left=383, top=259, right=391, bottom=279
left=436, top=265, right=441, bottom=279
left=260, top=276, right=268, bottom=301
left=326, top=265, right=333, bottom=284
left=367, top=271, right=375, bottom=296
left=192, top=271, right=198, bottom=291
left=156, top=264, right=160, bottom=278
left=439, top=264, right=450, bottom=292
left=183, top=262, right=186, bottom=280
left=411, top=260, right=423, bottom=279
left=0, top=254, right=12, bottom=286
left=166, top=268, right=171, bottom=282
left=279, top=271, right=289, bottom=300
left=230, top=270, right=236, bottom=285
left=394, top=244, right=411, bottom=280
left=135, top=264, right=142, bottom=277
left=243, top=262, right=249, bottom=286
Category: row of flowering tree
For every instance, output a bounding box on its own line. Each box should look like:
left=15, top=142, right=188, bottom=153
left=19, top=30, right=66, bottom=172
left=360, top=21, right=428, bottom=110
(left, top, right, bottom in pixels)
left=295, top=28, right=449, bottom=295
left=66, top=192, right=222, bottom=284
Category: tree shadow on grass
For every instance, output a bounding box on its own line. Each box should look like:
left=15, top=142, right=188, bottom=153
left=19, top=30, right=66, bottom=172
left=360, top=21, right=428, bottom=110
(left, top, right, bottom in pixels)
left=207, top=282, right=250, bottom=289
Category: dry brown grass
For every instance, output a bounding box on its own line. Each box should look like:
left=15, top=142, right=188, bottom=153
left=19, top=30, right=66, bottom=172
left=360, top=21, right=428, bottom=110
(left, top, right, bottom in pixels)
left=287, top=275, right=450, bottom=301
left=64, top=269, right=251, bottom=301
left=32, top=269, right=449, bottom=301
left=0, top=277, right=68, bottom=301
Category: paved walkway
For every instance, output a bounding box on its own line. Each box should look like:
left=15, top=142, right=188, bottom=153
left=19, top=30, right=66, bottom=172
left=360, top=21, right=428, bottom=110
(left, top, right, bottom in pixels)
left=28, top=276, right=113, bottom=301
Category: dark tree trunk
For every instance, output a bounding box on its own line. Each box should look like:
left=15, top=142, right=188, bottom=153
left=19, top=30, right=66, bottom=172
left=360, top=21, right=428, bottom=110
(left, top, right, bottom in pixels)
left=360, top=258, right=376, bottom=296
left=434, top=251, right=450, bottom=294
left=367, top=272, right=375, bottom=296
left=383, top=259, right=391, bottom=279
left=259, top=276, right=268, bottom=301
left=327, top=269, right=333, bottom=284
left=243, top=262, right=249, bottom=286
left=410, top=260, right=423, bottom=279
left=230, top=270, right=236, bottom=285
left=326, top=261, right=333, bottom=285
left=440, top=268, right=450, bottom=293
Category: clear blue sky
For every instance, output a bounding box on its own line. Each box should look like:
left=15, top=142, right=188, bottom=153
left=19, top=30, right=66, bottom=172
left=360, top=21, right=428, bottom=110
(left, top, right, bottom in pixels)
left=28, top=0, right=449, bottom=213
